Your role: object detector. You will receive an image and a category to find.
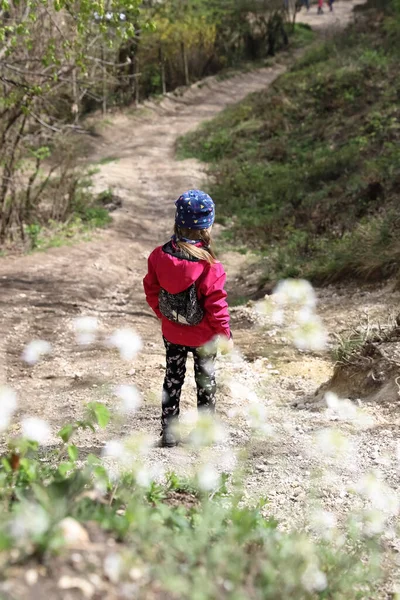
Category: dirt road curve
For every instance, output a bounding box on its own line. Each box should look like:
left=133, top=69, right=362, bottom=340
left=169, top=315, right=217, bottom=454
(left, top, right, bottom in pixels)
left=1, top=4, right=400, bottom=581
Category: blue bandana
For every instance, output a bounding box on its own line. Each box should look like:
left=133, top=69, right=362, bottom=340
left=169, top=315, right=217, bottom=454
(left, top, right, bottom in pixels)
left=175, top=190, right=215, bottom=230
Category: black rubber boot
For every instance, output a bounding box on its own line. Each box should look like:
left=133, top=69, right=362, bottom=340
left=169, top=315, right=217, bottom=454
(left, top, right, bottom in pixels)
left=160, top=427, right=179, bottom=448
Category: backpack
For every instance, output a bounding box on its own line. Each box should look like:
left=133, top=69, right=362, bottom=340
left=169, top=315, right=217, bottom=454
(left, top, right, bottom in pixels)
left=159, top=283, right=204, bottom=326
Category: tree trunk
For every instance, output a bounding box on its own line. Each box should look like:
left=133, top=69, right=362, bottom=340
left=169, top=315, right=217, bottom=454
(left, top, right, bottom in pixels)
left=101, top=45, right=107, bottom=115
left=181, top=40, right=189, bottom=86
left=134, top=54, right=140, bottom=105
left=159, top=43, right=167, bottom=95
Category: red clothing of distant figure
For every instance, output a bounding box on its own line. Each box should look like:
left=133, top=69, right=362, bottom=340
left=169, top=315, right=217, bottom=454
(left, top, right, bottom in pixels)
left=143, top=240, right=231, bottom=347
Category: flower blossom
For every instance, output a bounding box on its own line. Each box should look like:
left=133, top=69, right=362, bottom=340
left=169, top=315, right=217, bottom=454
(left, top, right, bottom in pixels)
left=22, top=340, right=52, bottom=365
left=114, top=384, right=141, bottom=414
left=73, top=316, right=98, bottom=345
left=21, top=416, right=51, bottom=444
left=197, top=464, right=221, bottom=491
left=108, top=329, right=143, bottom=360
left=273, top=279, right=317, bottom=309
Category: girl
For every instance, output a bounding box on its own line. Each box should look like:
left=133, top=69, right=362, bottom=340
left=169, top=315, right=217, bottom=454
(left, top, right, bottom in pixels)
left=143, top=190, right=232, bottom=447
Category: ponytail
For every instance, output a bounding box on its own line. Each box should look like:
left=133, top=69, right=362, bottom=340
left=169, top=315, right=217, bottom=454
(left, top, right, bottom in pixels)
left=174, top=225, right=216, bottom=264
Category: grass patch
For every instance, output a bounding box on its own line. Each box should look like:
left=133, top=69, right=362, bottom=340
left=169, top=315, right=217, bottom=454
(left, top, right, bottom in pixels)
left=25, top=186, right=113, bottom=252
left=97, top=156, right=119, bottom=165
left=177, top=2, right=400, bottom=286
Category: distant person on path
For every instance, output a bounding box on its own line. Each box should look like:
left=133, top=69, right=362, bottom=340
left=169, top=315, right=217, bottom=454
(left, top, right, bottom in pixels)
left=327, top=0, right=334, bottom=11
left=318, top=0, right=324, bottom=14
left=143, top=190, right=232, bottom=447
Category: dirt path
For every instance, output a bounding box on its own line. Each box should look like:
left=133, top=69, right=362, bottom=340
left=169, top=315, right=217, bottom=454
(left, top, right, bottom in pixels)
left=1, top=3, right=400, bottom=590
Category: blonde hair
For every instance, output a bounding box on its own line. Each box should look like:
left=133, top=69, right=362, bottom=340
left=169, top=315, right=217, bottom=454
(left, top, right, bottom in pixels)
left=174, top=224, right=216, bottom=264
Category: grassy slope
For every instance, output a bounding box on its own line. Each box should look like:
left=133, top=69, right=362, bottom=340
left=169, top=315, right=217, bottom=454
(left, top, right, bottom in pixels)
left=178, top=3, right=400, bottom=285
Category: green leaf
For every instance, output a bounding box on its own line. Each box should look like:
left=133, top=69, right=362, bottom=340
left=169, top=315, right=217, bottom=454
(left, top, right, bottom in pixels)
left=89, top=402, right=111, bottom=429
left=1, top=458, right=12, bottom=473
left=58, top=424, right=74, bottom=443
left=58, top=462, right=74, bottom=477
left=68, top=444, right=79, bottom=462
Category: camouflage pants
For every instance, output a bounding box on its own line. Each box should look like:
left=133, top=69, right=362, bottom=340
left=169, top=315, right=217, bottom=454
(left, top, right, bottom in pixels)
left=161, top=337, right=216, bottom=430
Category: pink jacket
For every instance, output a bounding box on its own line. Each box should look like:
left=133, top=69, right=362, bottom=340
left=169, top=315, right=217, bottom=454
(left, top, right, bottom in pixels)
left=143, top=240, right=231, bottom=347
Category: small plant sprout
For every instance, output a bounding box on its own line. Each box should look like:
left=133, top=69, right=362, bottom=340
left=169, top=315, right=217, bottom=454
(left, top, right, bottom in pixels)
left=0, top=385, right=18, bottom=432
left=108, top=328, right=143, bottom=360
left=114, top=384, right=141, bottom=414
left=197, top=464, right=221, bottom=491
left=21, top=416, right=51, bottom=444
left=22, top=340, right=52, bottom=365
left=73, top=316, right=99, bottom=345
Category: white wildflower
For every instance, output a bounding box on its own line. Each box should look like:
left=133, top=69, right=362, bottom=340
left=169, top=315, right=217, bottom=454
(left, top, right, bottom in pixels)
left=355, top=473, right=399, bottom=515
left=229, top=381, right=259, bottom=403
left=10, top=502, right=50, bottom=541
left=73, top=316, right=98, bottom=345
left=274, top=279, right=317, bottom=309
left=245, top=402, right=273, bottom=436
left=186, top=415, right=227, bottom=447
left=301, top=563, right=327, bottom=593
left=102, top=440, right=128, bottom=462
left=135, top=467, right=151, bottom=487
left=291, top=312, right=327, bottom=352
left=310, top=510, right=337, bottom=540
left=135, top=464, right=164, bottom=488
left=0, top=386, right=17, bottom=432
left=271, top=309, right=285, bottom=325
left=325, top=392, right=357, bottom=420
left=114, top=384, right=141, bottom=414
left=124, top=432, right=153, bottom=457
left=108, top=328, right=142, bottom=361
left=362, top=510, right=388, bottom=536
left=197, top=464, right=221, bottom=491
left=180, top=408, right=199, bottom=426
left=325, top=392, right=374, bottom=427
left=21, top=417, right=51, bottom=444
left=104, top=553, right=122, bottom=584
left=22, top=340, right=52, bottom=365
left=315, top=428, right=352, bottom=459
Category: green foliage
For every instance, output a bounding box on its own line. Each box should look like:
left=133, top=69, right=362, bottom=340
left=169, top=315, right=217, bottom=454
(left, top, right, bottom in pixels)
left=178, top=1, right=400, bottom=285
left=0, top=415, right=382, bottom=598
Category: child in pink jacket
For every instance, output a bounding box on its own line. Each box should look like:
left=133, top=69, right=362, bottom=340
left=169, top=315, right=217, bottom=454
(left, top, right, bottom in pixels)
left=143, top=190, right=232, bottom=447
